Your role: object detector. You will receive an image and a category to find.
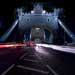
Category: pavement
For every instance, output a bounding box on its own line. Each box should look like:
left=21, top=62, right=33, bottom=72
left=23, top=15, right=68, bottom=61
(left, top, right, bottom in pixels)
left=0, top=44, right=75, bottom=75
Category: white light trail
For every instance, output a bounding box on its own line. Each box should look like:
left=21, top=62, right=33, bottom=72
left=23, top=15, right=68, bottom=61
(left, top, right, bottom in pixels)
left=36, top=44, right=75, bottom=54
left=35, top=45, right=49, bottom=55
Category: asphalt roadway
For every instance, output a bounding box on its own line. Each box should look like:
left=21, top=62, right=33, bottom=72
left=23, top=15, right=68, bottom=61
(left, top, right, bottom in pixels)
left=0, top=45, right=75, bottom=75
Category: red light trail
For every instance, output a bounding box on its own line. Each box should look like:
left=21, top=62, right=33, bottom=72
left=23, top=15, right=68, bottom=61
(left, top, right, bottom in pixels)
left=0, top=43, right=25, bottom=48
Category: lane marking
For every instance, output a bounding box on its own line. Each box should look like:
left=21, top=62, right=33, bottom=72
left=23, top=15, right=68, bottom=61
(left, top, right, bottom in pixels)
left=1, top=64, right=15, bottom=75
left=23, top=59, right=39, bottom=63
left=46, top=65, right=59, bottom=75
left=29, top=55, right=35, bottom=57
left=17, top=65, right=49, bottom=74
left=20, top=53, right=28, bottom=59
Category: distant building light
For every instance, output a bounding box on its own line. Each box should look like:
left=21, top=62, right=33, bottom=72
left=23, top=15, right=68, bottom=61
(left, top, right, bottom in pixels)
left=42, top=10, right=46, bottom=14
left=35, top=28, right=40, bottom=30
left=31, top=10, right=34, bottom=14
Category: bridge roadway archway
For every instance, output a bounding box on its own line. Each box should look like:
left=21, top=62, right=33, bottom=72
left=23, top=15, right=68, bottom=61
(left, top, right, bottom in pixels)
left=19, top=24, right=58, bottom=43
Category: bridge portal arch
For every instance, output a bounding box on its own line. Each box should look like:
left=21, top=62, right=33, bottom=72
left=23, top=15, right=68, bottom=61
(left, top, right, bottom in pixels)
left=19, top=24, right=58, bottom=43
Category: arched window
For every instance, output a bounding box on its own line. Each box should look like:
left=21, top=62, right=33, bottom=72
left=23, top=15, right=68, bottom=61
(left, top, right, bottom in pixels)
left=48, top=18, right=49, bottom=22
left=27, top=18, right=30, bottom=22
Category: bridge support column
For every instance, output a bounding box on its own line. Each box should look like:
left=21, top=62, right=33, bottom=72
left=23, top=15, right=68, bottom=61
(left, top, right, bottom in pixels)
left=49, top=33, right=53, bottom=43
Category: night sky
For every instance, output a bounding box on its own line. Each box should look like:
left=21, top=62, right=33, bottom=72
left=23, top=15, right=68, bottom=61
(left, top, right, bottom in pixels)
left=0, top=0, right=75, bottom=43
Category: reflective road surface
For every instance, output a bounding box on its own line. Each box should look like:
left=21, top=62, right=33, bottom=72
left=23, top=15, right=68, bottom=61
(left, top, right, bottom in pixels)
left=0, top=44, right=75, bottom=75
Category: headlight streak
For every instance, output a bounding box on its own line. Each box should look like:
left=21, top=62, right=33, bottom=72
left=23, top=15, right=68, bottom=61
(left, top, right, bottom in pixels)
left=35, top=44, right=75, bottom=54
left=35, top=45, right=49, bottom=55
left=0, top=43, right=75, bottom=54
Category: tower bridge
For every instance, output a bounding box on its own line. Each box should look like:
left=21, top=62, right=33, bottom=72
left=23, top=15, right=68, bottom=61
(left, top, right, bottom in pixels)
left=0, top=3, right=75, bottom=44
left=0, top=3, right=75, bottom=75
